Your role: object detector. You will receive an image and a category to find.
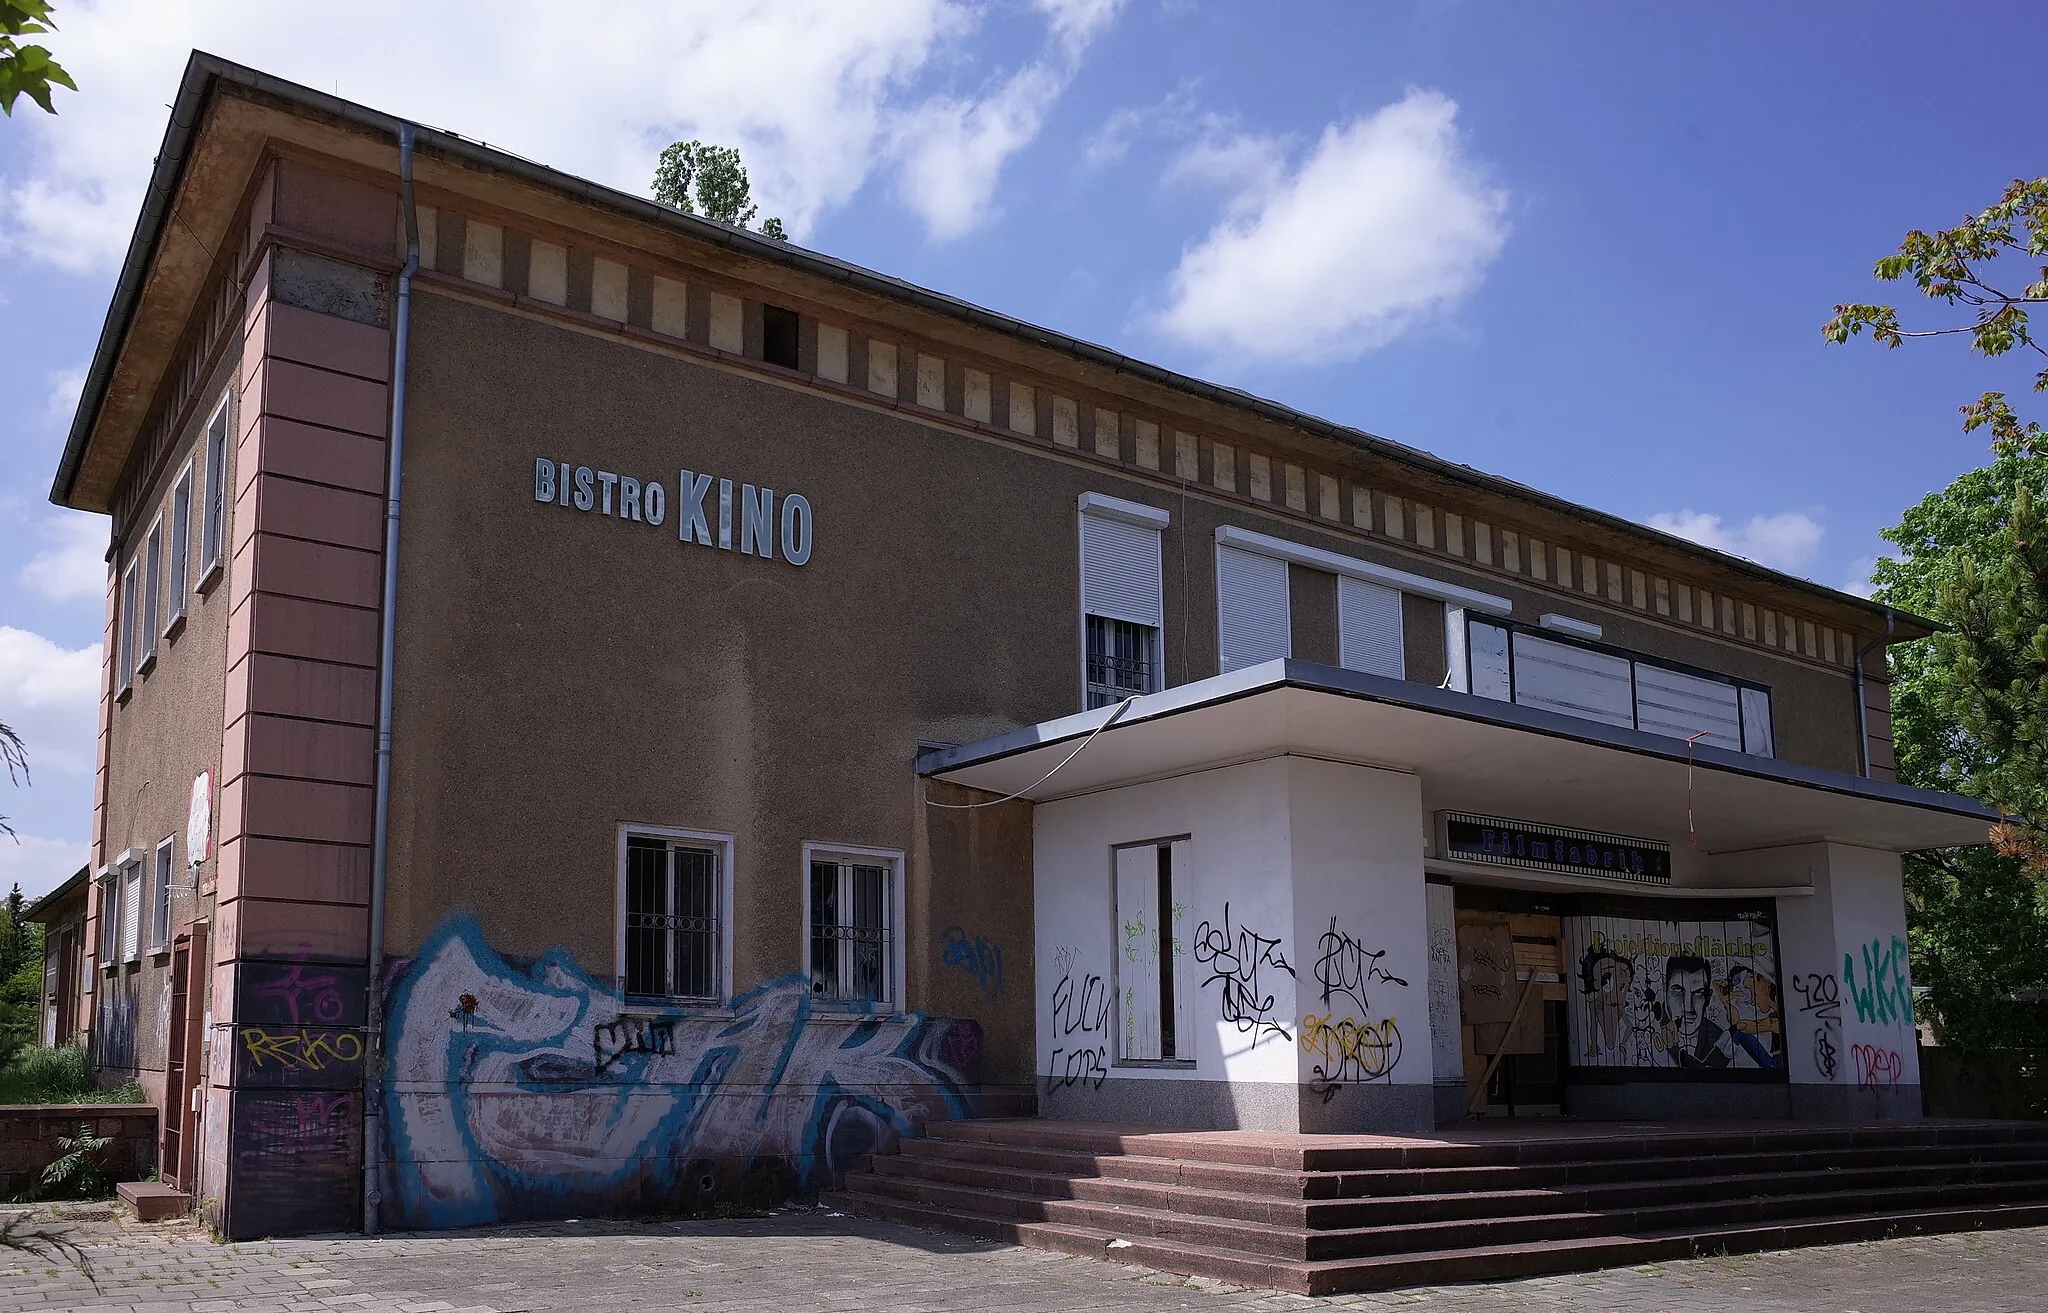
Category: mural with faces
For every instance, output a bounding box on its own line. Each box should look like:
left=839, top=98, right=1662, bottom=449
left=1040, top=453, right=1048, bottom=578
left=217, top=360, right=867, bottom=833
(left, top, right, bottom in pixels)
left=1563, top=910, right=1784, bottom=1072
left=379, top=914, right=980, bottom=1228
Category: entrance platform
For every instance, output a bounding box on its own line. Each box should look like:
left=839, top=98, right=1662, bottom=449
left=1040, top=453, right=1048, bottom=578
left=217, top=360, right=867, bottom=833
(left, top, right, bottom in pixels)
left=827, top=1116, right=2048, bottom=1295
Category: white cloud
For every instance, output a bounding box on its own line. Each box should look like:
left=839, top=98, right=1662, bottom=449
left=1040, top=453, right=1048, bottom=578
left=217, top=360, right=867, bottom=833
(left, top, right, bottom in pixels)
left=0, top=626, right=102, bottom=778
left=1648, top=510, right=1827, bottom=573
left=1, top=0, right=1121, bottom=269
left=889, top=0, right=1124, bottom=238
left=1842, top=555, right=1880, bottom=599
left=42, top=365, right=85, bottom=425
left=1152, top=89, right=1509, bottom=364
left=18, top=513, right=108, bottom=603
left=0, top=834, right=90, bottom=903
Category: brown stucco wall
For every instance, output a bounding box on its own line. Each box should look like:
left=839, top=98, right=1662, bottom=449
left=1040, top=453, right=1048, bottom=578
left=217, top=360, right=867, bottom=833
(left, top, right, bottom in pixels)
left=1288, top=564, right=1339, bottom=665
left=95, top=341, right=240, bottom=1089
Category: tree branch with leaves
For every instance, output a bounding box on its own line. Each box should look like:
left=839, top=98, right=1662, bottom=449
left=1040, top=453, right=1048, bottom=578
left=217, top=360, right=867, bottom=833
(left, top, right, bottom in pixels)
left=0, top=0, right=75, bottom=116
left=651, top=140, right=787, bottom=240
left=1825, top=177, right=2048, bottom=455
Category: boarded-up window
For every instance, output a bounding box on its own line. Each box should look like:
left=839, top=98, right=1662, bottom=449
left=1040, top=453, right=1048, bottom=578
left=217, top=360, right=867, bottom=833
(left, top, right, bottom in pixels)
left=1115, top=840, right=1193, bottom=1062
left=1633, top=663, right=1742, bottom=750
left=1510, top=632, right=1634, bottom=728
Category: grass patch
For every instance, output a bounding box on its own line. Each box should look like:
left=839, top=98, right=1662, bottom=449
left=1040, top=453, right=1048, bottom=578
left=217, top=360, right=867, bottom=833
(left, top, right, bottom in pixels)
left=0, top=1044, right=144, bottom=1105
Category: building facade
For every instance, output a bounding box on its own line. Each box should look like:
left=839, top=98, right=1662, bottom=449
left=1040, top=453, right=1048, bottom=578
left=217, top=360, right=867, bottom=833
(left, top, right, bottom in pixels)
left=50, top=55, right=1989, bottom=1240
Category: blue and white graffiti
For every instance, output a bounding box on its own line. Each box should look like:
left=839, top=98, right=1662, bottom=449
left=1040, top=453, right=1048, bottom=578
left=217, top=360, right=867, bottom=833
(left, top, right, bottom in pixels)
left=380, top=915, right=981, bottom=1227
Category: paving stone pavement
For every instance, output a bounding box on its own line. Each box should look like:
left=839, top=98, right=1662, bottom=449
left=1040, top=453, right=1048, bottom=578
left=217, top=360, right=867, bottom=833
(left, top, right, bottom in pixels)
left=2, top=1206, right=2045, bottom=1312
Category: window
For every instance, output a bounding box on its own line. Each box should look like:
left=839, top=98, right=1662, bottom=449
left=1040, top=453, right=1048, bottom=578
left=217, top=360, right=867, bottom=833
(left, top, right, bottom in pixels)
left=806, top=846, right=900, bottom=1009
left=119, top=857, right=142, bottom=964
left=1115, top=839, right=1194, bottom=1062
left=1079, top=494, right=1167, bottom=710
left=1337, top=576, right=1403, bottom=678
left=620, top=829, right=727, bottom=1003
left=1466, top=617, right=1775, bottom=757
left=95, top=867, right=117, bottom=967
left=199, top=396, right=229, bottom=583
left=1216, top=543, right=1290, bottom=673
left=166, top=460, right=193, bottom=633
left=117, top=560, right=139, bottom=698
left=762, top=304, right=800, bottom=370
left=138, top=516, right=163, bottom=673
left=152, top=838, right=175, bottom=952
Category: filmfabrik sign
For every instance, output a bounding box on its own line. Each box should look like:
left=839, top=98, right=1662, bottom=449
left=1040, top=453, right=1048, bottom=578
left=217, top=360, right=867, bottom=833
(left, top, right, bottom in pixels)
left=533, top=458, right=813, bottom=566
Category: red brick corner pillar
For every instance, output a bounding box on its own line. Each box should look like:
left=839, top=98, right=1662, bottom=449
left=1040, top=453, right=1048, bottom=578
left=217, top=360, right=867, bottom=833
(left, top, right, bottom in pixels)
left=200, top=159, right=397, bottom=1240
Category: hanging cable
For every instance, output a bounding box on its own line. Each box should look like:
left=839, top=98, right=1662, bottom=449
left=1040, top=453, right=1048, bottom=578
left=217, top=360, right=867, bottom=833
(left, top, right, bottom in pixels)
left=1684, top=730, right=1708, bottom=846
left=926, top=696, right=1140, bottom=809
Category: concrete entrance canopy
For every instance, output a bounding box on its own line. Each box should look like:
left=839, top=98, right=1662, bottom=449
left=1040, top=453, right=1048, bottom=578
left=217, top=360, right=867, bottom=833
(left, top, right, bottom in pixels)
left=921, top=660, right=1990, bottom=1134
left=918, top=658, right=1992, bottom=861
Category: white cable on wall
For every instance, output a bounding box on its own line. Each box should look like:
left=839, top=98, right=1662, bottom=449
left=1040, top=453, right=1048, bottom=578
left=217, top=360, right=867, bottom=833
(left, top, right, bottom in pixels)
left=924, top=696, right=1139, bottom=809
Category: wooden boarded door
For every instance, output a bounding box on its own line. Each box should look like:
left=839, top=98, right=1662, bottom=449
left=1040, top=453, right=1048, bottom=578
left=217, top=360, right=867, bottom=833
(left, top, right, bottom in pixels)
left=162, top=922, right=208, bottom=1191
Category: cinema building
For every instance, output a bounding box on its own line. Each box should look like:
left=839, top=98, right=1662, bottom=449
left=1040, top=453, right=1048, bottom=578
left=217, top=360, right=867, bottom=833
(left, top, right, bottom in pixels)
left=53, top=54, right=1995, bottom=1244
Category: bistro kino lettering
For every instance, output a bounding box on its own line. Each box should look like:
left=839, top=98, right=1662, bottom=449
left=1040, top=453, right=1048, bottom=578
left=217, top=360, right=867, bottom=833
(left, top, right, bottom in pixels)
left=532, top=458, right=814, bottom=566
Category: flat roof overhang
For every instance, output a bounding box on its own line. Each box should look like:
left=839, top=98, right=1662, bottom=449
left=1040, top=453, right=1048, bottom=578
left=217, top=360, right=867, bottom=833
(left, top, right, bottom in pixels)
left=918, top=660, right=1994, bottom=855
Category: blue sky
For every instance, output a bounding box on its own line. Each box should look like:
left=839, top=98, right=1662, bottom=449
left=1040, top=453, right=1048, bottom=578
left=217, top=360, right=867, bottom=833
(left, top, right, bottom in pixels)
left=1, top=0, right=2043, bottom=900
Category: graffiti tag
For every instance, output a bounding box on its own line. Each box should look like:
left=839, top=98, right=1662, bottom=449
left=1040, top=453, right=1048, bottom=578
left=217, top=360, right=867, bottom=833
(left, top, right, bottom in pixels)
left=1312, top=918, right=1408, bottom=1017
left=1300, top=1012, right=1402, bottom=1102
left=1193, top=902, right=1294, bottom=1043
left=1844, top=936, right=1913, bottom=1029
left=940, top=926, right=1005, bottom=1000
left=238, top=1026, right=364, bottom=1073
left=1852, top=1042, right=1904, bottom=1091
left=1048, top=954, right=1112, bottom=1092
left=250, top=962, right=350, bottom=1025
left=593, top=1014, right=676, bottom=1074
left=1792, top=972, right=1842, bottom=1080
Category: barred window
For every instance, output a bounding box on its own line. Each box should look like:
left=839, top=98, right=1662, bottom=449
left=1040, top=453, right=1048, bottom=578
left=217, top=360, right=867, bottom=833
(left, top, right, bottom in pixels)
left=809, top=855, right=895, bottom=1008
left=1086, top=614, right=1156, bottom=710
left=624, top=835, right=722, bottom=1002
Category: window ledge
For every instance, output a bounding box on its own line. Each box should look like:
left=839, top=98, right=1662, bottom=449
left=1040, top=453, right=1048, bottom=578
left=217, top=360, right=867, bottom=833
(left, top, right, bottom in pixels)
left=115, top=685, right=133, bottom=705
left=137, top=649, right=157, bottom=678
left=162, top=612, right=187, bottom=644
left=195, top=557, right=224, bottom=596
left=1114, top=1058, right=1198, bottom=1070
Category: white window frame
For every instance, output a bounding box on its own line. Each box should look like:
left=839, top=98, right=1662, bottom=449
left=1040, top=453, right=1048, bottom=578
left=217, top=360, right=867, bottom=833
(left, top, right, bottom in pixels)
left=117, top=853, right=143, bottom=965
left=1112, top=836, right=1196, bottom=1067
left=138, top=514, right=163, bottom=675
left=613, top=823, right=734, bottom=1008
left=151, top=837, right=175, bottom=953
left=198, top=394, right=231, bottom=590
left=801, top=841, right=905, bottom=1014
left=1078, top=493, right=1169, bottom=711
left=94, top=865, right=117, bottom=970
left=165, top=459, right=194, bottom=636
left=1213, top=524, right=1513, bottom=614
left=117, top=559, right=139, bottom=700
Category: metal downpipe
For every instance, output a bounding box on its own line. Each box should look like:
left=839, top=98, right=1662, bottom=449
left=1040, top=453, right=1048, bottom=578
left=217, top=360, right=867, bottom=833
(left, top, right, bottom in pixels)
left=363, top=121, right=419, bottom=1236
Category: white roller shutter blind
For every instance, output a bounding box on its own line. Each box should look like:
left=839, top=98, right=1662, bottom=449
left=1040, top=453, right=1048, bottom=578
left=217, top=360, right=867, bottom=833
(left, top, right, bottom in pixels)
left=1741, top=687, right=1775, bottom=757
left=1337, top=576, right=1404, bottom=678
left=1511, top=632, right=1634, bottom=728
left=1080, top=512, right=1163, bottom=628
left=1115, top=845, right=1163, bottom=1061
left=1217, top=545, right=1290, bottom=673
left=1634, top=663, right=1742, bottom=749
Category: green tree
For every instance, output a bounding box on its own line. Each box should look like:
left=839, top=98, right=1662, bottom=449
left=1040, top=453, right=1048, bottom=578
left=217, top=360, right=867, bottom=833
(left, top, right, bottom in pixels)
left=1825, top=177, right=2047, bottom=456
left=0, top=719, right=24, bottom=840
left=0, top=881, right=41, bottom=1068
left=1872, top=452, right=2048, bottom=1085
left=651, top=140, right=788, bottom=240
left=0, top=0, right=74, bottom=116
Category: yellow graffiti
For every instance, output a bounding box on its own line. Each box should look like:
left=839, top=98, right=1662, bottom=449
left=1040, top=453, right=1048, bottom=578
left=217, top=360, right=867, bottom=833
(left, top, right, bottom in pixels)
left=239, top=1026, right=364, bottom=1072
left=1298, top=1012, right=1401, bottom=1081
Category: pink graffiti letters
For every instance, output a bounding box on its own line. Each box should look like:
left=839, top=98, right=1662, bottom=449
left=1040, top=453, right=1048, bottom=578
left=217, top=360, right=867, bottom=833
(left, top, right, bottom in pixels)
left=250, top=961, right=352, bottom=1025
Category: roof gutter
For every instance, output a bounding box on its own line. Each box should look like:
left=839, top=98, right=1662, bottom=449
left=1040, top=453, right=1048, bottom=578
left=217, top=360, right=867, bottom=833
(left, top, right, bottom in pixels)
left=51, top=53, right=1937, bottom=640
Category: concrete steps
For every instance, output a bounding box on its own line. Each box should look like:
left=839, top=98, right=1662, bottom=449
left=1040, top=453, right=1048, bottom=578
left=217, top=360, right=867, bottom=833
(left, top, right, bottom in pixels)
left=823, top=1118, right=2048, bottom=1294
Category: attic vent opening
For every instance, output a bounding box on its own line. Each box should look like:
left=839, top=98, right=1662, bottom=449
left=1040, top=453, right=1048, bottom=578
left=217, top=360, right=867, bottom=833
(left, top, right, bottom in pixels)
left=763, top=304, right=800, bottom=370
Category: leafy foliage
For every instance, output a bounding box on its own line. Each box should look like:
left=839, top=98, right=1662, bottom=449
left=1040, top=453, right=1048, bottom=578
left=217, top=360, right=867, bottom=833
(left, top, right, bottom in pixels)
left=0, top=882, right=42, bottom=1069
left=1825, top=177, right=2048, bottom=456
left=25, top=1121, right=112, bottom=1201
left=0, top=1, right=75, bottom=116
left=1874, top=453, right=2048, bottom=1080
left=651, top=140, right=788, bottom=240
left=1, top=719, right=26, bottom=841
